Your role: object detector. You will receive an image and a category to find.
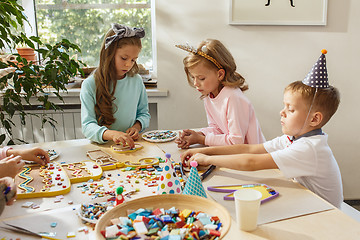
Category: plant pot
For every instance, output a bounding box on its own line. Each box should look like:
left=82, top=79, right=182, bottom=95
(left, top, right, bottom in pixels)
left=16, top=47, right=37, bottom=63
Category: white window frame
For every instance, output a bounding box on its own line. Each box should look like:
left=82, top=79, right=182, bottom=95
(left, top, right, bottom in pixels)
left=22, top=0, right=157, bottom=78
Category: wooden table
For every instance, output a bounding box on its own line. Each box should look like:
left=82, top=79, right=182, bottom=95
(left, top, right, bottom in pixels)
left=1, top=138, right=360, bottom=240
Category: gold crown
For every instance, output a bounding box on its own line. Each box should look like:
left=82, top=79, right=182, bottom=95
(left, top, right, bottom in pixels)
left=175, top=44, right=223, bottom=69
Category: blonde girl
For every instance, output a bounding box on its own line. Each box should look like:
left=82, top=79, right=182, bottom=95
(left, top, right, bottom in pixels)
left=175, top=39, right=265, bottom=148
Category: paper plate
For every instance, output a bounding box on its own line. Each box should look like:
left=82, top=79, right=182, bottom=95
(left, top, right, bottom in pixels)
left=95, top=194, right=231, bottom=239
left=24, top=149, right=60, bottom=164
left=77, top=197, right=115, bottom=224
left=142, top=130, right=177, bottom=143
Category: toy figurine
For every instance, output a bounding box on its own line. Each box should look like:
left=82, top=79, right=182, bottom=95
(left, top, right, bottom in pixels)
left=115, top=186, right=124, bottom=206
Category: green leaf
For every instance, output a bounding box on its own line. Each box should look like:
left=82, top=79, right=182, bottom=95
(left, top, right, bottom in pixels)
left=0, top=134, right=5, bottom=145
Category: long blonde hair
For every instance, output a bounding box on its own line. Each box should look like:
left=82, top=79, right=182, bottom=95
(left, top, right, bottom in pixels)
left=94, top=29, right=142, bottom=127
left=183, top=39, right=248, bottom=94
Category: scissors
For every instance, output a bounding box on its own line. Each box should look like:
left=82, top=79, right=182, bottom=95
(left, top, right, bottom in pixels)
left=0, top=223, right=61, bottom=240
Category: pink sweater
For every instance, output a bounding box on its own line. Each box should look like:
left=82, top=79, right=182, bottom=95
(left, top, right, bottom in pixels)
left=200, top=86, right=265, bottom=146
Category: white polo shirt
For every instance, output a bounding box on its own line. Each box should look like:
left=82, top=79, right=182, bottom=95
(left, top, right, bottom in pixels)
left=264, top=133, right=343, bottom=208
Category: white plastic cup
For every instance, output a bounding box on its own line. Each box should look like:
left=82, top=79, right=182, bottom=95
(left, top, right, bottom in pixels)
left=234, top=189, right=262, bottom=231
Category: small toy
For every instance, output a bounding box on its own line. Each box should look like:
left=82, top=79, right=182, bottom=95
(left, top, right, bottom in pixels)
left=183, top=161, right=207, bottom=198
left=115, top=186, right=125, bottom=206
left=142, top=130, right=177, bottom=143
left=111, top=143, right=143, bottom=153
left=207, top=183, right=279, bottom=203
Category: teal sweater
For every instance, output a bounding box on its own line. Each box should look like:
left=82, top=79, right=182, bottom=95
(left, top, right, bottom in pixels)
left=80, top=74, right=150, bottom=144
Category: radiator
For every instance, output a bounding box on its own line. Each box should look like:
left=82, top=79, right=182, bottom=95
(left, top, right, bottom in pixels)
left=1, top=108, right=83, bottom=145
left=1, top=103, right=157, bottom=145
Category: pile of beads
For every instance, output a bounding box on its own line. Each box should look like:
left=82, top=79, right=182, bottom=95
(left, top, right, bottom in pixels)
left=101, top=207, right=222, bottom=239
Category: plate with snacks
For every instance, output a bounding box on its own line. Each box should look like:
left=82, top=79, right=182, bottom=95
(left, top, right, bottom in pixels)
left=142, top=130, right=177, bottom=143
left=95, top=194, right=231, bottom=239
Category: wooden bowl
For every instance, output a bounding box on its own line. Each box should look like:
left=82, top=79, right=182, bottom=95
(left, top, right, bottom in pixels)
left=95, top=194, right=231, bottom=239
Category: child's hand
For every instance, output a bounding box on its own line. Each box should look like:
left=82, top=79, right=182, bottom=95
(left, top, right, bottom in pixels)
left=113, top=131, right=135, bottom=149
left=126, top=127, right=139, bottom=140
left=175, top=137, right=190, bottom=149
left=188, top=153, right=211, bottom=167
left=177, top=129, right=205, bottom=149
left=0, top=156, right=24, bottom=178
left=0, top=177, right=17, bottom=206
left=176, top=130, right=193, bottom=149
left=8, top=148, right=50, bottom=165
left=181, top=149, right=203, bottom=165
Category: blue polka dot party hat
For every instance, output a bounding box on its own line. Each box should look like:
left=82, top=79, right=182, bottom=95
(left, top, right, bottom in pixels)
left=303, top=49, right=330, bottom=89
left=183, top=161, right=207, bottom=198
left=157, top=153, right=182, bottom=195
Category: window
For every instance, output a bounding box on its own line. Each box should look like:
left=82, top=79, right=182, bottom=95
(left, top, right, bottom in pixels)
left=24, top=0, right=154, bottom=71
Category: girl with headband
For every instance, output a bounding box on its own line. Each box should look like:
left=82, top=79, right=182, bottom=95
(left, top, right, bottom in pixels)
left=80, top=24, right=150, bottom=147
left=175, top=39, right=265, bottom=148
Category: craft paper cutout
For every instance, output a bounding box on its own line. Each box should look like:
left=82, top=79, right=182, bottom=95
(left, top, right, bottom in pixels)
left=207, top=184, right=279, bottom=203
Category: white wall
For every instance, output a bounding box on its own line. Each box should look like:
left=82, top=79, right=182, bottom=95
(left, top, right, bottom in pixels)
left=155, top=0, right=360, bottom=199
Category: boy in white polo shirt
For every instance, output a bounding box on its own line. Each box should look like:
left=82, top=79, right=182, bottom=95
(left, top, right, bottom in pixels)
left=181, top=50, right=343, bottom=208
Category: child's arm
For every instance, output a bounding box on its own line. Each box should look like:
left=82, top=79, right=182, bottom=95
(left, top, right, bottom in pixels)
left=80, top=77, right=109, bottom=144
left=135, top=80, right=150, bottom=131
left=7, top=148, right=50, bottom=165
left=181, top=143, right=267, bottom=162
left=188, top=152, right=278, bottom=171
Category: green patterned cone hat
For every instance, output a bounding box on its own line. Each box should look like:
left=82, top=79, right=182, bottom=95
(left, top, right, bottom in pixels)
left=302, top=49, right=330, bottom=89
left=157, top=153, right=182, bottom=194
left=183, top=161, right=207, bottom=198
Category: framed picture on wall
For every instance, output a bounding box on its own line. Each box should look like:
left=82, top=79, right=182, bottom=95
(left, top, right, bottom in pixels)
left=230, top=0, right=328, bottom=25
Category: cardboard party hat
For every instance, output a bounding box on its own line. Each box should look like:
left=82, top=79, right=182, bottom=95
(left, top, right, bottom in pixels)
left=183, top=161, right=207, bottom=198
left=303, top=49, right=329, bottom=89
left=157, top=153, right=182, bottom=194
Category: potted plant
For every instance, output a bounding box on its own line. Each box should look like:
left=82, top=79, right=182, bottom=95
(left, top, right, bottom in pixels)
left=16, top=46, right=36, bottom=63
left=0, top=0, right=85, bottom=145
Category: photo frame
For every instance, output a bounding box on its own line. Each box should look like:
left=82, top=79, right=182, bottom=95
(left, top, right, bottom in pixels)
left=230, top=0, right=328, bottom=26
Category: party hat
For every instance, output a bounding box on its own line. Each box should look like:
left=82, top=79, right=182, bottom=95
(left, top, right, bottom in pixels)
left=183, top=161, right=207, bottom=198
left=157, top=153, right=182, bottom=195
left=302, top=49, right=329, bottom=89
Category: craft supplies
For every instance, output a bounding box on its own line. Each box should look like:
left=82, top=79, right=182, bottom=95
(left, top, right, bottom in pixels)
left=78, top=201, right=115, bottom=224
left=0, top=223, right=60, bottom=240
left=111, top=143, right=143, bottom=153
left=14, top=162, right=71, bottom=199
left=95, top=194, right=231, bottom=239
left=101, top=206, right=223, bottom=239
left=142, top=130, right=177, bottom=142
left=207, top=183, right=279, bottom=203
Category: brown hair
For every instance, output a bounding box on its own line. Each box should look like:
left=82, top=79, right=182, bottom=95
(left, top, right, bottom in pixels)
left=94, top=29, right=142, bottom=127
left=183, top=39, right=248, bottom=94
left=285, top=81, right=340, bottom=126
